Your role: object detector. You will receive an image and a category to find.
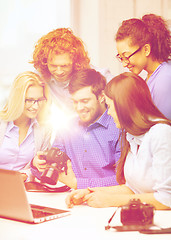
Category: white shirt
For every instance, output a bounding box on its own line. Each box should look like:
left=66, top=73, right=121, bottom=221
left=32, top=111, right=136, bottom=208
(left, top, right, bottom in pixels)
left=124, top=123, right=171, bottom=207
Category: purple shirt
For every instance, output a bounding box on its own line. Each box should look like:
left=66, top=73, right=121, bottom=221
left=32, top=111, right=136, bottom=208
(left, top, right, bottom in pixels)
left=0, top=121, right=35, bottom=170
left=147, top=61, right=171, bottom=120
left=53, top=110, right=120, bottom=189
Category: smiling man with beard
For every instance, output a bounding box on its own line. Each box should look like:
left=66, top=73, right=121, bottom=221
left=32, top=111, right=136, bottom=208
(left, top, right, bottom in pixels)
left=32, top=69, right=120, bottom=189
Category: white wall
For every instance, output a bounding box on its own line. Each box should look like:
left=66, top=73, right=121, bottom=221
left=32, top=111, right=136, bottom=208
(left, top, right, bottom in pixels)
left=0, top=0, right=71, bottom=107
left=1, top=0, right=171, bottom=107
left=71, top=0, right=171, bottom=76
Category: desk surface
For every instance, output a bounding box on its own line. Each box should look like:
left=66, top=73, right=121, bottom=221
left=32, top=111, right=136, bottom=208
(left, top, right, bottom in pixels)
left=0, top=191, right=171, bottom=240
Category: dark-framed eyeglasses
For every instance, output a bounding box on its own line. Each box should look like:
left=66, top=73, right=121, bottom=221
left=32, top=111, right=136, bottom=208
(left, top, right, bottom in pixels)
left=25, top=98, right=47, bottom=107
left=116, top=46, right=143, bottom=64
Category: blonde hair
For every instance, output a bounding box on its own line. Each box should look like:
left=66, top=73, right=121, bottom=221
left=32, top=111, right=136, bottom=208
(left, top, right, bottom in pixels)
left=0, top=71, right=50, bottom=124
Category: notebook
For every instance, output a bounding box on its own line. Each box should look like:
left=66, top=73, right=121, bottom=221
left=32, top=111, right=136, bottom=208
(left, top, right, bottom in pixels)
left=0, top=168, right=70, bottom=223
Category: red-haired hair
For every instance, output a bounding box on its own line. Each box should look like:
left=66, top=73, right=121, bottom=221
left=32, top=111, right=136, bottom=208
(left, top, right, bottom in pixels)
left=115, top=14, right=171, bottom=62
left=104, top=72, right=171, bottom=184
left=31, top=28, right=90, bottom=80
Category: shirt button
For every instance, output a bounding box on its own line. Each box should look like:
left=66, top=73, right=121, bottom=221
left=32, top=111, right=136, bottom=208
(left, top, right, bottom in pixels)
left=85, top=150, right=87, bottom=152
left=84, top=168, right=87, bottom=170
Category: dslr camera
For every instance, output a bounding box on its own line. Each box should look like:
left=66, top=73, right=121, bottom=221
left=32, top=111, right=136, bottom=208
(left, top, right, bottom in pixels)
left=121, top=199, right=155, bottom=226
left=40, top=147, right=69, bottom=185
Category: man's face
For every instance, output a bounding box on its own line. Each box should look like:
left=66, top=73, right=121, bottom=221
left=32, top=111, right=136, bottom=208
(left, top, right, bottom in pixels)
left=47, top=52, right=73, bottom=83
left=71, top=86, right=104, bottom=126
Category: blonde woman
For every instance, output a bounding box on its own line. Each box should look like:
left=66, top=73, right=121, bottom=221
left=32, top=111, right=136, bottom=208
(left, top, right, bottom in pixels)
left=0, top=71, right=51, bottom=181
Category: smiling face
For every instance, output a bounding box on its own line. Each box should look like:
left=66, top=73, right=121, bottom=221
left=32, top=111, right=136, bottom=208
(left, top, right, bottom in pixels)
left=105, top=95, right=121, bottom=129
left=47, top=52, right=73, bottom=83
left=116, top=38, right=149, bottom=75
left=22, top=85, right=45, bottom=120
left=71, top=86, right=105, bottom=126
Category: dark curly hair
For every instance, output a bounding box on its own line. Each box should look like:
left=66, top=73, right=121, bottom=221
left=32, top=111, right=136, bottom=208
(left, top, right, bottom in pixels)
left=115, top=14, right=171, bottom=62
left=31, top=28, right=90, bottom=80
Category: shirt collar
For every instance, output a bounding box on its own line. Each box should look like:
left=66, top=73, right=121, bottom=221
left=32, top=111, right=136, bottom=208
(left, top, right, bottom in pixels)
left=6, top=121, right=16, bottom=132
left=94, top=109, right=111, bottom=128
left=6, top=119, right=38, bottom=132
left=126, top=132, right=145, bottom=155
left=30, top=118, right=39, bottom=127
left=49, top=77, right=70, bottom=89
left=126, top=132, right=144, bottom=145
left=79, top=109, right=109, bottom=130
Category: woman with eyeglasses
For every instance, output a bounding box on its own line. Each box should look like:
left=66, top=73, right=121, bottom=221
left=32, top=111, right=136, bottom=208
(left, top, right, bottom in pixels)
left=0, top=71, right=51, bottom=181
left=115, top=13, right=171, bottom=120
left=65, top=72, right=171, bottom=210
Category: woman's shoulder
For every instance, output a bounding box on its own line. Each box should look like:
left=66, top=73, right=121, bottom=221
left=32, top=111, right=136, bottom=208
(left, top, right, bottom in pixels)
left=158, top=61, right=171, bottom=73
left=148, top=123, right=171, bottom=140
left=150, top=122, right=171, bottom=131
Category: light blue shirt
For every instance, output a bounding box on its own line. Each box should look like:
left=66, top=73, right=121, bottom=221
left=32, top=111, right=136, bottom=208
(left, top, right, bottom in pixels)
left=0, top=121, right=36, bottom=171
left=125, top=123, right=171, bottom=208
left=147, top=61, right=171, bottom=120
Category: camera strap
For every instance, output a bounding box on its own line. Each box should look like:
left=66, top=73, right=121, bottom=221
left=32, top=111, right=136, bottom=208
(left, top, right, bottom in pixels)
left=105, top=207, right=120, bottom=230
left=25, top=181, right=71, bottom=193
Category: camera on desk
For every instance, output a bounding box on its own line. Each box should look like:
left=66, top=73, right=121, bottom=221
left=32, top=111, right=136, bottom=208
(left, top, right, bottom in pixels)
left=121, top=198, right=155, bottom=226
left=40, top=147, right=69, bottom=185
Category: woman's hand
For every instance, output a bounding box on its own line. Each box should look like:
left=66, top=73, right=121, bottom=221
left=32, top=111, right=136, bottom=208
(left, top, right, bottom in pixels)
left=21, top=173, right=28, bottom=182
left=65, top=188, right=90, bottom=208
left=84, top=188, right=116, bottom=208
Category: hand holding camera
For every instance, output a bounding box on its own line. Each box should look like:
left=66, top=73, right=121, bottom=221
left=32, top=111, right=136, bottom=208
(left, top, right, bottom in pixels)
left=33, top=151, right=47, bottom=172
left=40, top=147, right=70, bottom=185
left=33, top=148, right=70, bottom=185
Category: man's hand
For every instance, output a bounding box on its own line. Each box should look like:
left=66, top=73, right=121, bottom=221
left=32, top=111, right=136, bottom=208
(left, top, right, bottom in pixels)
left=32, top=151, right=47, bottom=172
left=58, top=160, right=77, bottom=189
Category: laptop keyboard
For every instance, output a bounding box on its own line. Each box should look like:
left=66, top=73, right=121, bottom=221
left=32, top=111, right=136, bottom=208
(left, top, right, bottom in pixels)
left=32, top=209, right=54, bottom=218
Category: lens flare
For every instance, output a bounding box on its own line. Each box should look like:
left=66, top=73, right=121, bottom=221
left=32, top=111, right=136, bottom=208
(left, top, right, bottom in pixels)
left=48, top=103, right=77, bottom=142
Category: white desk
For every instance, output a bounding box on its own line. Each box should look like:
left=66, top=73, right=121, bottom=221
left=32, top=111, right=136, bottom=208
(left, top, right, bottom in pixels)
left=0, top=191, right=171, bottom=240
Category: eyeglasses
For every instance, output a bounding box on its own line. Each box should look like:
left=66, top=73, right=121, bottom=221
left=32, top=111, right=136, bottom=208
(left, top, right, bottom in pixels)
left=25, top=98, right=47, bottom=107
left=116, top=46, right=142, bottom=64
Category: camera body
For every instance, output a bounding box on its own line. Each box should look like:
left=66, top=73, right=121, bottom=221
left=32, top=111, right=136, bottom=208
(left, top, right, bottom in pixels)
left=40, top=147, right=69, bottom=185
left=120, top=199, right=155, bottom=225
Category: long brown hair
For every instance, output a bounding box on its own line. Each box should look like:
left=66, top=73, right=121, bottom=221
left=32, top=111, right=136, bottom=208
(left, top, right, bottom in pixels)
left=104, top=72, right=171, bottom=184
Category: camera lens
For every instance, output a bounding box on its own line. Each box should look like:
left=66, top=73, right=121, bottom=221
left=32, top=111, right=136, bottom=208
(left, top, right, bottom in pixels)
left=41, top=163, right=59, bottom=185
